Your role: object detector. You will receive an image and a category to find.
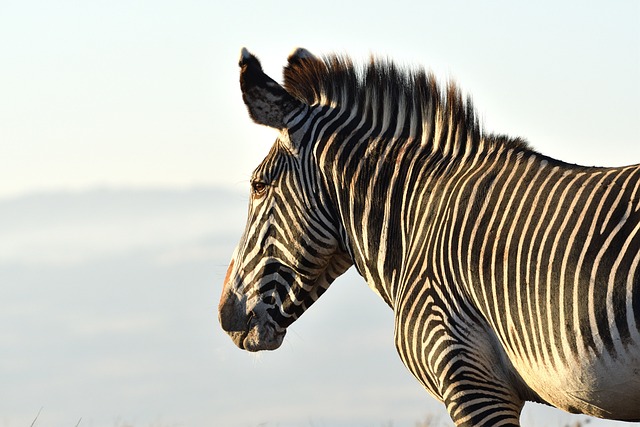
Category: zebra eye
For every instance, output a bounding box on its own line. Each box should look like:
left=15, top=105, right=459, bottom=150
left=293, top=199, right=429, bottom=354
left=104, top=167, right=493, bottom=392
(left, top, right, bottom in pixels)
left=251, top=181, right=267, bottom=197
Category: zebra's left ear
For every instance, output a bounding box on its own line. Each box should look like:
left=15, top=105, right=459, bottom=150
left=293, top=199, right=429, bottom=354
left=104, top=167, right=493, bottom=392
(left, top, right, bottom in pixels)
left=239, top=48, right=303, bottom=130
left=283, top=47, right=324, bottom=105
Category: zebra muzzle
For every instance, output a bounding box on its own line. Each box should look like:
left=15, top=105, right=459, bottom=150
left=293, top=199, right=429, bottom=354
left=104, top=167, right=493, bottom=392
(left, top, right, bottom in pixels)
left=219, top=292, right=286, bottom=351
left=218, top=290, right=246, bottom=332
left=218, top=260, right=287, bottom=351
left=218, top=260, right=246, bottom=332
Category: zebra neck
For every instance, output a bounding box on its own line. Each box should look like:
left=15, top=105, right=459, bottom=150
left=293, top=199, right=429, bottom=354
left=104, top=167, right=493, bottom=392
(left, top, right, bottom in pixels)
left=316, top=118, right=533, bottom=308
left=318, top=127, right=474, bottom=306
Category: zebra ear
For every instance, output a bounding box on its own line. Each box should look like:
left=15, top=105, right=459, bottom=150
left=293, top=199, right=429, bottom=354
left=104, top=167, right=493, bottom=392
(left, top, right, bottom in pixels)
left=239, top=48, right=303, bottom=130
left=287, top=47, right=318, bottom=66
left=283, top=47, right=323, bottom=105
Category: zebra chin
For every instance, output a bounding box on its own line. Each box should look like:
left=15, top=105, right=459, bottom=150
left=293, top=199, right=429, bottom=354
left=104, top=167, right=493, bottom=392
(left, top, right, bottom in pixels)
left=225, top=320, right=286, bottom=352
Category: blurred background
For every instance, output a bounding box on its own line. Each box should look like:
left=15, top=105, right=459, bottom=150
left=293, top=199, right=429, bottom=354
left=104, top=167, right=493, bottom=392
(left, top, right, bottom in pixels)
left=1, top=1, right=638, bottom=426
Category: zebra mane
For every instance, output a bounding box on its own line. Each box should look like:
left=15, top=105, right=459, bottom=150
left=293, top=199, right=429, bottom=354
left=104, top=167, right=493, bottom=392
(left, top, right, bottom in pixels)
left=283, top=52, right=528, bottom=150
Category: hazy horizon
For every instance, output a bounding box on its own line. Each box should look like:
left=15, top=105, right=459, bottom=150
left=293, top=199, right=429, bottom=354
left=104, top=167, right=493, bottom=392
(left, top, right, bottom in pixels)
left=0, top=187, right=443, bottom=427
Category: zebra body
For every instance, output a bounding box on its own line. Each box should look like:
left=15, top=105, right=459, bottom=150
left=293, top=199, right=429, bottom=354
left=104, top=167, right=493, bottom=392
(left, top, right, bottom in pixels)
left=391, top=153, right=640, bottom=420
left=218, top=48, right=640, bottom=426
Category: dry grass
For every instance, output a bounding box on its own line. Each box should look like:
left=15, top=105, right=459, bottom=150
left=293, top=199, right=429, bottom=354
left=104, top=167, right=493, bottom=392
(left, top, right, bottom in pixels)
left=410, top=415, right=592, bottom=427
left=27, top=408, right=595, bottom=427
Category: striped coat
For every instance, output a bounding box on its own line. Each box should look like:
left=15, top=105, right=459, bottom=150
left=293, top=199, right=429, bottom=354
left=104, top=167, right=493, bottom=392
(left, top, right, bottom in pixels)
left=219, top=48, right=640, bottom=426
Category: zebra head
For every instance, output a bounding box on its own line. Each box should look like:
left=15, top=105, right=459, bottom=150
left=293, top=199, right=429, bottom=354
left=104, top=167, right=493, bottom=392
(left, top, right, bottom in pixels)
left=218, top=48, right=352, bottom=352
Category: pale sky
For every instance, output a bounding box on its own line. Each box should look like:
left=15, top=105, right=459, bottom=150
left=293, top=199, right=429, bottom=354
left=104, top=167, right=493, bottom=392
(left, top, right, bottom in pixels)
left=1, top=1, right=640, bottom=426
left=1, top=0, right=638, bottom=199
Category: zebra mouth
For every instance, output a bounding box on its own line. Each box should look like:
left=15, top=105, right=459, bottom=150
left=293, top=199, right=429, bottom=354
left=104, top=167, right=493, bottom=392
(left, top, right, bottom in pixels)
left=219, top=292, right=287, bottom=351
left=234, top=315, right=286, bottom=352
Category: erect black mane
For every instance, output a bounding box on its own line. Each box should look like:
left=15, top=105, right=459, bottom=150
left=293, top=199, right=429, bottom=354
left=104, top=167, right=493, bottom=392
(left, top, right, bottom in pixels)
left=282, top=52, right=528, bottom=150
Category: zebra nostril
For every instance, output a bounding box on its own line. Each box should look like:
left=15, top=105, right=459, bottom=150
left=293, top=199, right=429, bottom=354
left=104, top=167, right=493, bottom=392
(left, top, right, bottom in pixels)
left=262, top=295, right=276, bottom=305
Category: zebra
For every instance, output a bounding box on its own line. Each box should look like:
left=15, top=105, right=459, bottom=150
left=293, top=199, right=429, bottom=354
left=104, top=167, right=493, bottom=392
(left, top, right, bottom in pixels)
left=218, top=47, right=640, bottom=426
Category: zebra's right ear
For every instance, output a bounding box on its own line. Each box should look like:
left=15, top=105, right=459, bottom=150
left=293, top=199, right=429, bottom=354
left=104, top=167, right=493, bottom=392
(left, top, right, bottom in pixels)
left=239, top=48, right=303, bottom=130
